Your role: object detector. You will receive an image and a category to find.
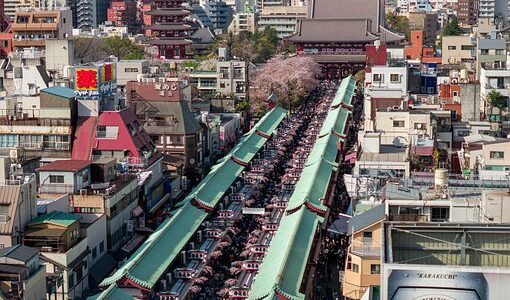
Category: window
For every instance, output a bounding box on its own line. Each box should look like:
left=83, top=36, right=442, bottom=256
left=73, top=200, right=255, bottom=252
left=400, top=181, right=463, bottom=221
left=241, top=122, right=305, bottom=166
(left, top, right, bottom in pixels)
left=461, top=45, right=473, bottom=50
left=352, top=263, right=360, bottom=273
left=124, top=68, right=139, bottom=72
left=390, top=74, right=400, bottom=83
left=92, top=247, right=97, bottom=259
left=431, top=207, right=449, bottom=222
left=68, top=273, right=75, bottom=288
left=95, top=126, right=118, bottom=139
left=414, top=123, right=426, bottom=130
left=43, top=135, right=70, bottom=150
left=447, top=46, right=456, bottom=50
left=373, top=74, right=383, bottom=82
left=490, top=151, right=505, bottom=159
left=19, top=135, right=42, bottom=149
left=457, top=130, right=470, bottom=137
left=496, top=49, right=504, bottom=55
left=0, top=134, right=18, bottom=148
left=363, top=231, right=373, bottom=238
left=481, top=49, right=489, bottom=54
left=99, top=241, right=105, bottom=253
left=49, top=175, right=64, bottom=184
left=0, top=204, right=9, bottom=214
left=393, top=120, right=405, bottom=127
left=371, top=264, right=381, bottom=274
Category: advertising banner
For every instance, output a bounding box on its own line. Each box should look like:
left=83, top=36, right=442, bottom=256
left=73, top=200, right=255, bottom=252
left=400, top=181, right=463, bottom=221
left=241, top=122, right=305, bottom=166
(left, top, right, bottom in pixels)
left=385, top=267, right=510, bottom=300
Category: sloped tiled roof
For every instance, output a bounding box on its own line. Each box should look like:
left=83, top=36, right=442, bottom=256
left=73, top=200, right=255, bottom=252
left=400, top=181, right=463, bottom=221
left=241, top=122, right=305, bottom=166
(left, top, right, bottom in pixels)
left=100, top=202, right=208, bottom=289
left=256, top=106, right=288, bottom=136
left=28, top=211, right=79, bottom=228
left=41, top=86, right=76, bottom=99
left=37, top=160, right=91, bottom=172
left=248, top=207, right=323, bottom=300
left=0, top=185, right=21, bottom=235
left=319, top=107, right=351, bottom=138
left=348, top=203, right=385, bottom=234
left=331, top=75, right=356, bottom=108
left=0, top=245, right=38, bottom=263
left=87, top=284, right=135, bottom=300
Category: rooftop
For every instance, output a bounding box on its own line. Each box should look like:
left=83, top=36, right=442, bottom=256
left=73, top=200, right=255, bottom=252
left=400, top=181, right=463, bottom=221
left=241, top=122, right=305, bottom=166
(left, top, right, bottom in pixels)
left=28, top=211, right=80, bottom=227
left=41, top=86, right=76, bottom=99
left=385, top=222, right=510, bottom=267
left=0, top=245, right=38, bottom=263
left=37, top=160, right=91, bottom=172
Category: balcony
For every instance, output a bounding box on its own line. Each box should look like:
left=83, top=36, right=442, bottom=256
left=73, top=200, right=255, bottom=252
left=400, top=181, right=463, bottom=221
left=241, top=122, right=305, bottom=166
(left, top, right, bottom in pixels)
left=12, top=39, right=45, bottom=48
left=12, top=22, right=58, bottom=31
left=390, top=214, right=428, bottom=222
left=351, top=243, right=381, bottom=257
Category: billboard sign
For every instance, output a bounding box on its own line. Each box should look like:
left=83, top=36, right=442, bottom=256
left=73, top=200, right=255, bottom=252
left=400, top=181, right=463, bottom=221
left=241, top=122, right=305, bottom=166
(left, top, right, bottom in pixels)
left=74, top=63, right=117, bottom=99
left=384, top=266, right=510, bottom=300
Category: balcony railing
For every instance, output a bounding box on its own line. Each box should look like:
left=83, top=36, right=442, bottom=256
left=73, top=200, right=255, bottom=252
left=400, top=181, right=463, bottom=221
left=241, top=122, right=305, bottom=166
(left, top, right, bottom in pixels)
left=390, top=214, right=429, bottom=222
left=351, top=242, right=381, bottom=257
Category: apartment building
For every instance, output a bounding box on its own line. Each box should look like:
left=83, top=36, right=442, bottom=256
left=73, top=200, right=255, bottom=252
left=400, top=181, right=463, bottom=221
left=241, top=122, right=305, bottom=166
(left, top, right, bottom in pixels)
left=228, top=12, right=257, bottom=35
left=37, top=159, right=140, bottom=251
left=0, top=157, right=37, bottom=248
left=23, top=212, right=89, bottom=300
left=343, top=204, right=385, bottom=299
left=441, top=35, right=475, bottom=68
left=107, top=1, right=137, bottom=33
left=258, top=5, right=307, bottom=38
left=0, top=245, right=46, bottom=300
left=126, top=78, right=205, bottom=181
left=12, top=8, right=72, bottom=51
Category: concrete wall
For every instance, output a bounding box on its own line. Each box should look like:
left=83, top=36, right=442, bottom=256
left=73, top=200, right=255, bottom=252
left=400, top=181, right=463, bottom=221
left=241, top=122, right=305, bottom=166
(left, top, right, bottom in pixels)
left=460, top=83, right=480, bottom=122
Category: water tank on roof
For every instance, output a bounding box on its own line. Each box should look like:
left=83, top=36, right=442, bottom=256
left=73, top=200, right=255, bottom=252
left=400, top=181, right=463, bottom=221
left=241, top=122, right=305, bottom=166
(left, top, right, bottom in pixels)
left=460, top=69, right=468, bottom=80
left=434, top=168, right=448, bottom=188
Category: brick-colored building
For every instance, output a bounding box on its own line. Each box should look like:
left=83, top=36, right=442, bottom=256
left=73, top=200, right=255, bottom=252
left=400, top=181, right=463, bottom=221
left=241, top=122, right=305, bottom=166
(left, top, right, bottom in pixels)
left=107, top=1, right=138, bottom=33
left=404, top=30, right=442, bottom=63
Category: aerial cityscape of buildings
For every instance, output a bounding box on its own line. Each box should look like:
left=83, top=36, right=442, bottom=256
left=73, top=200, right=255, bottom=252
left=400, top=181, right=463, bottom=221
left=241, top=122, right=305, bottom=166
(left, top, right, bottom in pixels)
left=0, top=0, right=509, bottom=298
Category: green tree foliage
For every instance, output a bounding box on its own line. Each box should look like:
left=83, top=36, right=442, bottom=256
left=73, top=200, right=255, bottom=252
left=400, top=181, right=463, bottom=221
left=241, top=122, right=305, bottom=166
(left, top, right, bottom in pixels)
left=386, top=12, right=410, bottom=39
left=442, top=18, right=461, bottom=36
left=487, top=90, right=506, bottom=109
left=211, top=27, right=280, bottom=63
left=101, top=36, right=144, bottom=60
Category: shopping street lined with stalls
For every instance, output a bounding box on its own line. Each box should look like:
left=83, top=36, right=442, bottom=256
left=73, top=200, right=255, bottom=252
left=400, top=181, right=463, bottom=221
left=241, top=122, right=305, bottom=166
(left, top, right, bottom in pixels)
left=90, top=76, right=360, bottom=300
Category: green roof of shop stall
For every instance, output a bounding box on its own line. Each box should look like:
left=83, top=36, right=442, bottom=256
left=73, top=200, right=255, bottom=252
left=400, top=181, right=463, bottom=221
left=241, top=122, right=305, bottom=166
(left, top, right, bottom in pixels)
left=87, top=284, right=135, bottom=300
left=100, top=202, right=207, bottom=289
left=331, top=75, right=356, bottom=108
left=286, top=158, right=337, bottom=212
left=193, top=158, right=245, bottom=208
left=247, top=207, right=323, bottom=300
left=319, top=106, right=350, bottom=137
left=255, top=106, right=288, bottom=136
left=231, top=129, right=269, bottom=163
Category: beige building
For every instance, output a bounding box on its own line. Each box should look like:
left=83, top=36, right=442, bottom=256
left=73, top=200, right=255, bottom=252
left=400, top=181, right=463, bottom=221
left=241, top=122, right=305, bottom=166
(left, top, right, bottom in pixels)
left=0, top=157, right=37, bottom=249
left=228, top=12, right=257, bottom=35
left=343, top=204, right=385, bottom=300
left=441, top=35, right=475, bottom=67
left=12, top=8, right=73, bottom=51
left=258, top=5, right=307, bottom=38
left=0, top=245, right=46, bottom=300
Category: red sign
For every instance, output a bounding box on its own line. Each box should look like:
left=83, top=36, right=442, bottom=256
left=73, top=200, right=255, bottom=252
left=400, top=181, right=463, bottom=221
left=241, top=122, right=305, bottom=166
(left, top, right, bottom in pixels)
left=76, top=69, right=99, bottom=90
left=104, top=64, right=113, bottom=82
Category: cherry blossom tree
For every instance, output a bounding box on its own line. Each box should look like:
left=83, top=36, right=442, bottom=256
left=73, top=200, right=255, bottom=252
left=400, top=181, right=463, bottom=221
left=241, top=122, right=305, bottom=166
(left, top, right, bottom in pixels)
left=251, top=56, right=321, bottom=114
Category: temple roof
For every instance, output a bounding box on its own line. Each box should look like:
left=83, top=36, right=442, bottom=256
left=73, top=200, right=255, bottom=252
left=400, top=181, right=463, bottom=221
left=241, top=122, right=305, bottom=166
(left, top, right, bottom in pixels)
left=288, top=19, right=378, bottom=43
left=149, top=38, right=193, bottom=46
left=145, top=24, right=191, bottom=31
left=145, top=9, right=189, bottom=16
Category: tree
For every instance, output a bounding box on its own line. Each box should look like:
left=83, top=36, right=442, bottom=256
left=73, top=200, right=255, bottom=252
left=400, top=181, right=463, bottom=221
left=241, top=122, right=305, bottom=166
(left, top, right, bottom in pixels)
left=487, top=90, right=505, bottom=109
left=442, top=17, right=461, bottom=36
left=74, top=37, right=105, bottom=64
left=101, top=36, right=144, bottom=60
left=386, top=12, right=410, bottom=39
left=250, top=56, right=321, bottom=114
